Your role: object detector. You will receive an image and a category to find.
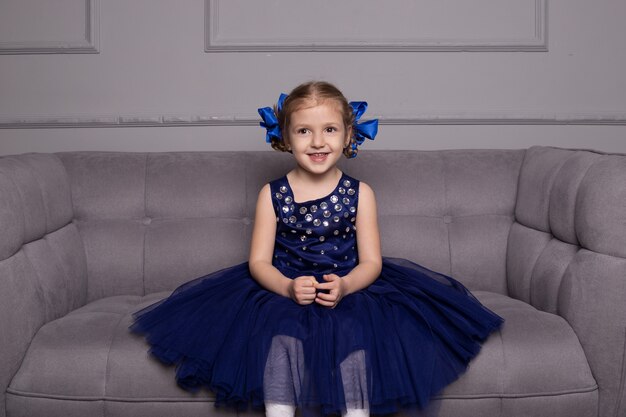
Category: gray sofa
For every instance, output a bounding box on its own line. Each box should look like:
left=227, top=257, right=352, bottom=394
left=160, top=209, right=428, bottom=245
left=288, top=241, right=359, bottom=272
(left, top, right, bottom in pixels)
left=1, top=146, right=624, bottom=417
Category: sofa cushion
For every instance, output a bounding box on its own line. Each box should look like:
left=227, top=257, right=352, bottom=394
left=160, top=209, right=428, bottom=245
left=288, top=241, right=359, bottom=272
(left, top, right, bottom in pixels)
left=6, top=291, right=597, bottom=417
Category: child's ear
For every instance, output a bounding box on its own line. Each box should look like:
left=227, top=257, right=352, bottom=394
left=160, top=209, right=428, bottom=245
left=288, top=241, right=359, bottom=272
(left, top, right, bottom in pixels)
left=344, top=126, right=353, bottom=147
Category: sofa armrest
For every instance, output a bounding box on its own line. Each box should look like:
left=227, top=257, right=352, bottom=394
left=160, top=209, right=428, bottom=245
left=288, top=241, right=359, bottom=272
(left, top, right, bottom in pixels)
left=0, top=154, right=88, bottom=417
left=558, top=250, right=626, bottom=417
left=509, top=147, right=626, bottom=417
left=558, top=155, right=626, bottom=417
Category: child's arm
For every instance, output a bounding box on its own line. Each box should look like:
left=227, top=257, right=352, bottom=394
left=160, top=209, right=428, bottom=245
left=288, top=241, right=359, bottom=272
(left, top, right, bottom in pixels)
left=248, top=184, right=317, bottom=304
left=315, top=182, right=382, bottom=307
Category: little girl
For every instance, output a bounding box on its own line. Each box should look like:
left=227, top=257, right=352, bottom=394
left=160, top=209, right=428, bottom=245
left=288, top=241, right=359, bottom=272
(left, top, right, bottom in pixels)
left=131, top=81, right=503, bottom=417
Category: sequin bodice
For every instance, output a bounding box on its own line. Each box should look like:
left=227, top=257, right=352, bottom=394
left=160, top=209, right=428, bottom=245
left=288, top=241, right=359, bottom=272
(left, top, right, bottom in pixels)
left=269, top=172, right=359, bottom=279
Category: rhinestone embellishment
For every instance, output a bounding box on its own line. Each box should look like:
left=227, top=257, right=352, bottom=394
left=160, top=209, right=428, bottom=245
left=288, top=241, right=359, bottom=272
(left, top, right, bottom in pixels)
left=280, top=185, right=288, bottom=193
left=313, top=219, right=321, bottom=226
left=276, top=193, right=283, bottom=199
left=320, top=202, right=328, bottom=210
left=299, top=207, right=307, bottom=215
left=310, top=205, right=318, bottom=213
left=305, top=213, right=313, bottom=222
left=343, top=180, right=351, bottom=187
left=285, top=196, right=293, bottom=204
left=330, top=195, right=338, bottom=204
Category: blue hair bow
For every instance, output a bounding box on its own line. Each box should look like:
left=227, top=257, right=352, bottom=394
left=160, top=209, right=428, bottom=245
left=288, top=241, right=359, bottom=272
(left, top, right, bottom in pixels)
left=348, top=101, right=378, bottom=158
left=258, top=93, right=288, bottom=143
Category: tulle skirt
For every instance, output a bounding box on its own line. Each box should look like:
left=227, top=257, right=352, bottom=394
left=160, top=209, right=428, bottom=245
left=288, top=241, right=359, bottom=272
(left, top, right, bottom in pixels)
left=130, top=257, right=503, bottom=416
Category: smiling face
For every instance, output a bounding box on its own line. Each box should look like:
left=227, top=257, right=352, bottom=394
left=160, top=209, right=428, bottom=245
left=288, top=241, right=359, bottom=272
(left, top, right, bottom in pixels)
left=285, top=100, right=352, bottom=177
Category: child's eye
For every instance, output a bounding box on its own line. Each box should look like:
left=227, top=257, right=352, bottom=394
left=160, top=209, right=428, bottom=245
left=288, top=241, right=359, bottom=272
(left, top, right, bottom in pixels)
left=296, top=128, right=309, bottom=135
left=325, top=127, right=338, bottom=133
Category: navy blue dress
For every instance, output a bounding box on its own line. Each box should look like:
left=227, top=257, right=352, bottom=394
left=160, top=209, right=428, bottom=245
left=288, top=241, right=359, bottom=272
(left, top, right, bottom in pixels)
left=130, top=172, right=503, bottom=416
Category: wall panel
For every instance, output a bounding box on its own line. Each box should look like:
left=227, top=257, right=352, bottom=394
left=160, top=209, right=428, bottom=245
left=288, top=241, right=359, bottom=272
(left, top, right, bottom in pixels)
left=205, top=0, right=546, bottom=52
left=0, top=0, right=99, bottom=54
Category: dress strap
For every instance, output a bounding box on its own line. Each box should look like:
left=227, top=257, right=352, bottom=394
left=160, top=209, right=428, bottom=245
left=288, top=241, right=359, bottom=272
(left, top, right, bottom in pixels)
left=269, top=176, right=292, bottom=218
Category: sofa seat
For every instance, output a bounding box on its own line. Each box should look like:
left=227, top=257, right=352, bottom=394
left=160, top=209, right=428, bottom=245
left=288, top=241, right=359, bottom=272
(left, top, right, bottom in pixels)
left=6, top=291, right=598, bottom=417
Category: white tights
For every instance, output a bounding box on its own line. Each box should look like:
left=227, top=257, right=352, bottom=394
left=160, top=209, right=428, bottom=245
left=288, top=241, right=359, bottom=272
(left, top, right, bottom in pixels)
left=265, top=404, right=369, bottom=417
left=264, top=403, right=297, bottom=417
left=264, top=336, right=369, bottom=417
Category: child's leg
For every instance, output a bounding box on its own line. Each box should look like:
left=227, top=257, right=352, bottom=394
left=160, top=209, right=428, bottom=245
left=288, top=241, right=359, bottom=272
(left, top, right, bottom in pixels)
left=265, top=403, right=297, bottom=417
left=340, top=350, right=369, bottom=417
left=342, top=409, right=369, bottom=417
left=264, top=335, right=304, bottom=417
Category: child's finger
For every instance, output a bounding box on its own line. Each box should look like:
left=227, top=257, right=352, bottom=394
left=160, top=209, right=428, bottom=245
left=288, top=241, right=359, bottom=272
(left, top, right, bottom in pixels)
left=301, top=290, right=317, bottom=298
left=315, top=292, right=336, bottom=302
left=315, top=282, right=335, bottom=290
left=314, top=297, right=335, bottom=307
left=298, top=297, right=315, bottom=305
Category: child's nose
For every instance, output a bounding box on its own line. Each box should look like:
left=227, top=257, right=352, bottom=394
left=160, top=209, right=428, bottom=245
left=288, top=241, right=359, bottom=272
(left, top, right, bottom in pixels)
left=311, top=131, right=325, bottom=147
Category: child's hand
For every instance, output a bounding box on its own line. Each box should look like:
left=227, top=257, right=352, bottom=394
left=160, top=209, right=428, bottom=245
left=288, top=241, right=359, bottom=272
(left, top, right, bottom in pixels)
left=289, top=276, right=317, bottom=305
left=314, top=274, right=346, bottom=308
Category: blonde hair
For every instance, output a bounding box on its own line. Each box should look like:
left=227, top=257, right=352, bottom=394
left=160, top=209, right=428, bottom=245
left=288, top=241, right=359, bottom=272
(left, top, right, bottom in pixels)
left=270, top=81, right=360, bottom=159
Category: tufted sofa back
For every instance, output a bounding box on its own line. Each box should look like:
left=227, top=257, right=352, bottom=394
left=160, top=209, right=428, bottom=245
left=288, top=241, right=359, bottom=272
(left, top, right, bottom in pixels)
left=55, top=149, right=525, bottom=301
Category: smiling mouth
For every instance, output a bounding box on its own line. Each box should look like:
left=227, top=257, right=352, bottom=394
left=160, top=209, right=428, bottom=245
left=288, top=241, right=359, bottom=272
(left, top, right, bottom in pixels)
left=308, top=152, right=329, bottom=162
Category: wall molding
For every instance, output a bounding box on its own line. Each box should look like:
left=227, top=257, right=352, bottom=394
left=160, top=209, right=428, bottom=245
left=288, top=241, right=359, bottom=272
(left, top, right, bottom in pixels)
left=205, top=0, right=547, bottom=52
left=4, top=111, right=626, bottom=129
left=0, top=0, right=99, bottom=54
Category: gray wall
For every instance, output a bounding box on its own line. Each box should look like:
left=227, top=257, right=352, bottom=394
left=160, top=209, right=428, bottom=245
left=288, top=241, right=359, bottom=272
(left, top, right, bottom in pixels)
left=1, top=0, right=626, bottom=155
